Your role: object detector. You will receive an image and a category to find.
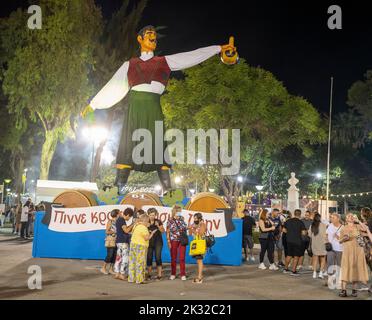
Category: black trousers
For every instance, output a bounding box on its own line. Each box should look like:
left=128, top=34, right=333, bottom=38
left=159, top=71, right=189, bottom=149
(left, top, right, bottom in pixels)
left=20, top=221, right=29, bottom=238
left=104, top=247, right=117, bottom=264
left=259, top=238, right=275, bottom=264
left=147, top=240, right=163, bottom=267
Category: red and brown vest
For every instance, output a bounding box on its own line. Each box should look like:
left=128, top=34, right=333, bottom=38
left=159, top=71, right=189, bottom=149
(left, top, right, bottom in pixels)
left=127, top=56, right=171, bottom=88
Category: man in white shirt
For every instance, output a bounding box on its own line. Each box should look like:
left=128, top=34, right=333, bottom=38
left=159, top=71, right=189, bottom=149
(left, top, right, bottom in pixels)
left=326, top=212, right=343, bottom=289
left=82, top=25, right=236, bottom=194
left=20, top=200, right=31, bottom=239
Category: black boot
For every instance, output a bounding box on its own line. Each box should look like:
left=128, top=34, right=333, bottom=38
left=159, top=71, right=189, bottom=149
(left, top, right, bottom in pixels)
left=114, top=168, right=131, bottom=195
left=157, top=168, right=172, bottom=194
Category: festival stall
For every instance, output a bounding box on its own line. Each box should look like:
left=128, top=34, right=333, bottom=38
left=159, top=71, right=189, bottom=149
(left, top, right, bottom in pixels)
left=32, top=191, right=243, bottom=266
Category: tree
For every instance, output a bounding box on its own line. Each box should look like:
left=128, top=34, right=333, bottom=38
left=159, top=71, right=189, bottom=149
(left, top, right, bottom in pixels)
left=162, top=58, right=326, bottom=208
left=333, top=70, right=372, bottom=148
left=0, top=95, right=41, bottom=196
left=1, top=0, right=102, bottom=179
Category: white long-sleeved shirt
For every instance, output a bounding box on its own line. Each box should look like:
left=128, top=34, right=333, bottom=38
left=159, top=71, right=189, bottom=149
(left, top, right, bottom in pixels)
left=90, top=45, right=221, bottom=110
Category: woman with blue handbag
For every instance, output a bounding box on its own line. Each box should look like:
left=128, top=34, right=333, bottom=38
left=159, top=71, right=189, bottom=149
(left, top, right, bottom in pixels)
left=189, top=213, right=207, bottom=284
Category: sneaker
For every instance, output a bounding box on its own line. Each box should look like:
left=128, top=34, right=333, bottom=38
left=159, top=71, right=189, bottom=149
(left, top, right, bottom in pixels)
left=283, top=269, right=290, bottom=274
left=245, top=257, right=249, bottom=262
left=269, top=263, right=279, bottom=271
left=312, top=271, right=317, bottom=279
left=169, top=275, right=176, bottom=280
left=290, top=271, right=300, bottom=277
left=318, top=271, right=324, bottom=279
left=181, top=276, right=187, bottom=281
left=357, top=284, right=369, bottom=291
left=296, top=265, right=303, bottom=271
left=250, top=256, right=256, bottom=262
left=277, top=261, right=285, bottom=268
left=258, top=263, right=267, bottom=270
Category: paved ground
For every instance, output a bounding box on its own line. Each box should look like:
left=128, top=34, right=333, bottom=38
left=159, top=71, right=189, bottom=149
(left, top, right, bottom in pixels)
left=0, top=230, right=371, bottom=300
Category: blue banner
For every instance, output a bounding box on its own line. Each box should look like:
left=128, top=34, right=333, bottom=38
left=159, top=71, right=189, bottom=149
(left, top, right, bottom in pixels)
left=32, top=212, right=242, bottom=266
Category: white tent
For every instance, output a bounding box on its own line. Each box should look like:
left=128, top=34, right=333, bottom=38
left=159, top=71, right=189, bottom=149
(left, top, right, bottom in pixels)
left=35, top=180, right=98, bottom=204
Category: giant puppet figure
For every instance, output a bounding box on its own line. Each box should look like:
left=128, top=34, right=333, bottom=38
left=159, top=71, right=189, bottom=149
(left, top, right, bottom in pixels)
left=82, top=26, right=238, bottom=194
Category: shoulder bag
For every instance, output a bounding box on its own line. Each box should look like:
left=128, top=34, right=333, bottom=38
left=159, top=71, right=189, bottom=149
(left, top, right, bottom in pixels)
left=325, top=225, right=342, bottom=252
left=105, top=220, right=116, bottom=248
left=189, top=235, right=207, bottom=256
left=175, top=220, right=189, bottom=246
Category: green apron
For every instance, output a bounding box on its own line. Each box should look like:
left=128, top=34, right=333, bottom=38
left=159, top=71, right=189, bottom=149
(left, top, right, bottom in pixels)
left=117, top=90, right=170, bottom=172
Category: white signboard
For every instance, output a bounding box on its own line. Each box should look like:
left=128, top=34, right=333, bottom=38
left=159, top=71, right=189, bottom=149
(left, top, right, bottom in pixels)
left=48, top=205, right=134, bottom=233
left=48, top=204, right=228, bottom=238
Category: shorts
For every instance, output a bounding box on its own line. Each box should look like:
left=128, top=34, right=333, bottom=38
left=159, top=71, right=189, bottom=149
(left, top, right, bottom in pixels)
left=327, top=250, right=342, bottom=271
left=243, top=235, right=254, bottom=250
left=287, top=242, right=305, bottom=257
left=275, top=235, right=283, bottom=250
left=193, top=255, right=204, bottom=260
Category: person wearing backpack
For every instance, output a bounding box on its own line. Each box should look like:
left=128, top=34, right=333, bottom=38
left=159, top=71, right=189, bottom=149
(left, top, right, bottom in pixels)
left=188, top=212, right=207, bottom=284
left=166, top=205, right=188, bottom=281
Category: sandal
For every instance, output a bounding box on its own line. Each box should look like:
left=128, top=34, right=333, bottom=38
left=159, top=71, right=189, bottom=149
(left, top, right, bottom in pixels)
left=192, top=278, right=203, bottom=284
left=338, top=290, right=347, bottom=297
left=351, top=289, right=358, bottom=297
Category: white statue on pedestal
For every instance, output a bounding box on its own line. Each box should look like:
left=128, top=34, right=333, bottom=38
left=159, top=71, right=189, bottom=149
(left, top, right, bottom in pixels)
left=287, top=172, right=300, bottom=215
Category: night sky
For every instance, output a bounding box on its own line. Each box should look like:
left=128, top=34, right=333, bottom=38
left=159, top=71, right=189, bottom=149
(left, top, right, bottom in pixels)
left=2, top=0, right=372, bottom=115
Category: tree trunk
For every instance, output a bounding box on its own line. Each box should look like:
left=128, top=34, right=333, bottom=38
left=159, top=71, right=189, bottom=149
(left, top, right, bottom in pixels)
left=39, top=129, right=59, bottom=180
left=92, top=139, right=106, bottom=181
left=10, top=151, right=24, bottom=197
left=91, top=109, right=115, bottom=182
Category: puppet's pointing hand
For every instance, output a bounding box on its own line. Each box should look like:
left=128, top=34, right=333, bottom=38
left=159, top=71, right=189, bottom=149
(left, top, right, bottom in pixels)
left=221, top=36, right=239, bottom=65
left=81, top=104, right=95, bottom=123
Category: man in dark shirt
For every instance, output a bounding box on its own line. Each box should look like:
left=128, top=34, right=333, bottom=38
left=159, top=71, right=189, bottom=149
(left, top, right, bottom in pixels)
left=301, top=210, right=312, bottom=230
left=299, top=210, right=313, bottom=270
left=283, top=209, right=307, bottom=276
left=242, top=209, right=256, bottom=262
left=271, top=209, right=285, bottom=267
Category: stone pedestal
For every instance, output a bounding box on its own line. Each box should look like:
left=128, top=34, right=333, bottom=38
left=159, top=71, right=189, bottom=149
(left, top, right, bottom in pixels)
left=287, top=172, right=299, bottom=214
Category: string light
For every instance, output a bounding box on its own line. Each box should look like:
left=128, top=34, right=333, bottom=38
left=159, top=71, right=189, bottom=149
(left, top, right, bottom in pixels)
left=328, top=191, right=372, bottom=198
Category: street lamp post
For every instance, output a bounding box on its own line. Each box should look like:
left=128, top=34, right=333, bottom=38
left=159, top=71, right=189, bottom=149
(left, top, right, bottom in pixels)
left=255, top=185, right=264, bottom=205
left=2, top=179, right=11, bottom=203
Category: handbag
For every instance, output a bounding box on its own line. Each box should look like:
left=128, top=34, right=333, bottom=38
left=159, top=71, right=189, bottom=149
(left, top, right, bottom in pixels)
left=175, top=219, right=189, bottom=246
left=325, top=225, right=342, bottom=252
left=105, top=234, right=116, bottom=248
left=189, top=235, right=207, bottom=256
left=307, top=237, right=313, bottom=257
left=104, top=220, right=116, bottom=248
left=205, top=229, right=216, bottom=248
left=325, top=242, right=333, bottom=252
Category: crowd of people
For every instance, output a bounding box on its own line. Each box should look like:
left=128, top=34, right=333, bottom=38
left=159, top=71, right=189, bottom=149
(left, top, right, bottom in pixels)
left=0, top=198, right=38, bottom=239
left=2, top=197, right=371, bottom=296
left=101, top=205, right=208, bottom=284
left=242, top=206, right=372, bottom=297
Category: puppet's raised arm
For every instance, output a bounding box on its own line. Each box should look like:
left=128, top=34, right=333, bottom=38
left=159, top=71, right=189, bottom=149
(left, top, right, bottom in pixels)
left=165, top=45, right=221, bottom=71
left=90, top=61, right=130, bottom=110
